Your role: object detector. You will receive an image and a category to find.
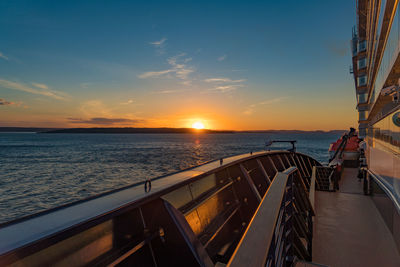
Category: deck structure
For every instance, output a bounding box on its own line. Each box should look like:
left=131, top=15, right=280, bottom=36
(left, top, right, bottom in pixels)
left=313, top=168, right=400, bottom=267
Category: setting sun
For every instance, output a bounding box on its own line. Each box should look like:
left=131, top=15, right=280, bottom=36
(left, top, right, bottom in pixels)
left=192, top=121, right=205, bottom=129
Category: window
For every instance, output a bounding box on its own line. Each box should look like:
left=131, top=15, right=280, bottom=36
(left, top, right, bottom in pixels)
left=358, top=40, right=367, bottom=52
left=357, top=93, right=368, bottom=104
left=358, top=57, right=367, bottom=69
left=357, top=75, right=367, bottom=87
left=359, top=111, right=368, bottom=121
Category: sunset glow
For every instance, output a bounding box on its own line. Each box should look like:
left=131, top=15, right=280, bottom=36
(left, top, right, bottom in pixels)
left=192, top=121, right=205, bottom=129
left=0, top=1, right=356, bottom=131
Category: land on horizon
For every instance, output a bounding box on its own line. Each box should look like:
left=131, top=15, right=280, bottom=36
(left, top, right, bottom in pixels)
left=0, top=127, right=346, bottom=134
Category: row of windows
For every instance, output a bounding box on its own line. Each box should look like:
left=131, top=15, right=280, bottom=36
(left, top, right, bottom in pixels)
left=353, top=40, right=367, bottom=56
left=373, top=2, right=400, bottom=104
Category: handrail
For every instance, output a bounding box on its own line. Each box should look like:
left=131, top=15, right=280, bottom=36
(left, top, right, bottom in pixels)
left=228, top=166, right=313, bottom=267
left=309, top=166, right=317, bottom=209
left=314, top=166, right=336, bottom=192
left=0, top=152, right=320, bottom=267
left=367, top=169, right=400, bottom=215
left=227, top=167, right=294, bottom=267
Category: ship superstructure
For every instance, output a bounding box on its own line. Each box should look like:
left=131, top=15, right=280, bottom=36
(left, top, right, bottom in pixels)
left=351, top=0, right=400, bottom=255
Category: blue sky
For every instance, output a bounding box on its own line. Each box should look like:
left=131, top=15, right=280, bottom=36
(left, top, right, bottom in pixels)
left=0, top=0, right=357, bottom=130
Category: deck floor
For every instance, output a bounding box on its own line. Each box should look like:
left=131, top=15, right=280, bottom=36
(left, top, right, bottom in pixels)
left=312, top=168, right=400, bottom=267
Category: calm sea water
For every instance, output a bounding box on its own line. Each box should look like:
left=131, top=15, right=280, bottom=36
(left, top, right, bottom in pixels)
left=0, top=132, right=340, bottom=224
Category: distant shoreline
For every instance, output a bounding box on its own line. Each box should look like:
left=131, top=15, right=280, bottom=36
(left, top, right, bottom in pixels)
left=0, top=127, right=346, bottom=134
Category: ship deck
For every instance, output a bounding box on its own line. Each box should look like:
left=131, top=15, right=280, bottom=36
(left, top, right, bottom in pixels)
left=313, top=167, right=400, bottom=267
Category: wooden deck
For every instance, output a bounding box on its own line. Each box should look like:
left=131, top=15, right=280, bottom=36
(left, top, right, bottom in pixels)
left=312, top=168, right=400, bottom=267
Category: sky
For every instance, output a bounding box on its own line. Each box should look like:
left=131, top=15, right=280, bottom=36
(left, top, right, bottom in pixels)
left=0, top=0, right=357, bottom=130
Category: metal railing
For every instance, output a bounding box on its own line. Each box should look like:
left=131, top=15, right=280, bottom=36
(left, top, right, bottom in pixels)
left=367, top=169, right=400, bottom=215
left=313, top=166, right=337, bottom=191
left=228, top=167, right=314, bottom=267
left=0, top=151, right=320, bottom=266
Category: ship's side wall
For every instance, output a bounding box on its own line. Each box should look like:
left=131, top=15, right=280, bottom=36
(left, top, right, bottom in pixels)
left=366, top=106, right=400, bottom=253
left=352, top=0, right=400, bottom=253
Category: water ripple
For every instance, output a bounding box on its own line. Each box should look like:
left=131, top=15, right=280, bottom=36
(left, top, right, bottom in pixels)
left=0, top=132, right=340, bottom=223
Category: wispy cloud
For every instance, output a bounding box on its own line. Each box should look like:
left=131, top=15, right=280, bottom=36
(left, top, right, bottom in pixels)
left=0, top=79, right=67, bottom=100
left=31, top=82, right=49, bottom=90
left=0, top=52, right=9, bottom=61
left=67, top=117, right=144, bottom=125
left=204, top=78, right=246, bottom=83
left=138, top=69, right=174, bottom=79
left=121, top=99, right=134, bottom=105
left=167, top=53, right=194, bottom=79
left=150, top=37, right=167, bottom=54
left=243, top=97, right=288, bottom=115
left=139, top=53, right=194, bottom=81
left=150, top=38, right=167, bottom=47
left=152, top=89, right=188, bottom=94
left=210, top=85, right=243, bottom=93
left=217, top=54, right=227, bottom=61
left=205, top=76, right=246, bottom=93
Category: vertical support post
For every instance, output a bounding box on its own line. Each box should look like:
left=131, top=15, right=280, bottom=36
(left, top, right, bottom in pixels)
left=309, top=166, right=316, bottom=210
left=268, top=156, right=278, bottom=173
left=240, top=164, right=262, bottom=202
left=285, top=172, right=295, bottom=266
left=277, top=154, right=286, bottom=169
left=300, top=156, right=310, bottom=178
left=256, top=159, right=271, bottom=185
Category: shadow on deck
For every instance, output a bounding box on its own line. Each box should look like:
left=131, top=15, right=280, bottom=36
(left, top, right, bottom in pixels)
left=312, top=168, right=400, bottom=267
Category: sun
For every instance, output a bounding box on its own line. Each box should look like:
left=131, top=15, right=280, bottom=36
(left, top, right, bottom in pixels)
left=192, top=121, right=205, bottom=129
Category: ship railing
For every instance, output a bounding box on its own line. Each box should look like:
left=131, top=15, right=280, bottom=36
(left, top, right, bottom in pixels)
left=366, top=169, right=400, bottom=215
left=227, top=166, right=314, bottom=267
left=0, top=151, right=320, bottom=266
left=313, top=166, right=337, bottom=192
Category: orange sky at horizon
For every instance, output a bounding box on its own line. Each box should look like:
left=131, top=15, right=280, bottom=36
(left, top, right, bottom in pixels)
left=0, top=1, right=358, bottom=132
left=1, top=89, right=357, bottom=131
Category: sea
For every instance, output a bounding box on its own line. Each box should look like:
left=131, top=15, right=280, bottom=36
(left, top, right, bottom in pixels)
left=0, top=132, right=341, bottom=224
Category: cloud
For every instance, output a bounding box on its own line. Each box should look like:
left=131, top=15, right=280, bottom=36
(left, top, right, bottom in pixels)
left=152, top=89, right=188, bottom=94
left=67, top=117, right=144, bottom=125
left=0, top=79, right=67, bottom=100
left=31, top=82, right=49, bottom=90
left=204, top=78, right=246, bottom=83
left=149, top=38, right=167, bottom=54
left=149, top=38, right=167, bottom=47
left=205, top=76, right=246, bottom=93
left=243, top=97, right=288, bottom=115
left=138, top=53, right=194, bottom=81
left=218, top=55, right=227, bottom=61
left=121, top=99, right=134, bottom=105
left=0, top=98, right=25, bottom=108
left=0, top=52, right=8, bottom=61
left=210, top=85, right=243, bottom=93
left=138, top=69, right=174, bottom=79
left=0, top=98, right=15, bottom=106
